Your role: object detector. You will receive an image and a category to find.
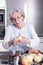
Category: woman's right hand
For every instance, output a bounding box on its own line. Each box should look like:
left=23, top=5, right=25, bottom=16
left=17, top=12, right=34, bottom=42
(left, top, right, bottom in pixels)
left=8, top=36, right=20, bottom=47
left=13, top=36, right=20, bottom=45
left=13, top=37, right=19, bottom=45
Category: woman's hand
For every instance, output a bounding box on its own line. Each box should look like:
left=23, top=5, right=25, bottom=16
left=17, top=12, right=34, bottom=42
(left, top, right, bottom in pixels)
left=13, top=36, right=31, bottom=45
left=18, top=36, right=31, bottom=45
left=13, top=36, right=20, bottom=45
left=8, top=36, right=20, bottom=47
left=13, top=36, right=23, bottom=45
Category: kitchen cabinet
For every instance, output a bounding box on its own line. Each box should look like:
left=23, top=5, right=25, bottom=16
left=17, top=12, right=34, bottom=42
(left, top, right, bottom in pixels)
left=0, top=52, right=9, bottom=64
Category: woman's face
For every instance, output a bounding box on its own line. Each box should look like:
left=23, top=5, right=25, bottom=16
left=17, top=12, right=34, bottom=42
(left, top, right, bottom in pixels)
left=12, top=12, right=24, bottom=28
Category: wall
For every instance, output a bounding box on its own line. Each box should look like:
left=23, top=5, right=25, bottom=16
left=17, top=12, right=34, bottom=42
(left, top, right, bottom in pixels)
left=27, top=0, right=43, bottom=37
left=0, top=0, right=6, bottom=8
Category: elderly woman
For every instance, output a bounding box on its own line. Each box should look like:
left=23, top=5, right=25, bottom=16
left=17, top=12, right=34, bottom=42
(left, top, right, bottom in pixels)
left=3, top=8, right=40, bottom=53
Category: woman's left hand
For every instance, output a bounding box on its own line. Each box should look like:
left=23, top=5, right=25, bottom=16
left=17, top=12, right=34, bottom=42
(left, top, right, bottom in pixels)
left=18, top=36, right=31, bottom=44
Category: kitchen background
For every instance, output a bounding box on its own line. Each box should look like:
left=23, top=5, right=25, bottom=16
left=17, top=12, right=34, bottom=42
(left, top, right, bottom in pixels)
left=0, top=0, right=43, bottom=51
left=0, top=0, right=43, bottom=64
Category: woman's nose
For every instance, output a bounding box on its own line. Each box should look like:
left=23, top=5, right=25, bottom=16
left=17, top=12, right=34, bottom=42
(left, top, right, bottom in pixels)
left=16, top=19, right=20, bottom=23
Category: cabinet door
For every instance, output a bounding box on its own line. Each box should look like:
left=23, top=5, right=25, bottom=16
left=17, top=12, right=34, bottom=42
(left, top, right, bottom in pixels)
left=0, top=9, right=5, bottom=40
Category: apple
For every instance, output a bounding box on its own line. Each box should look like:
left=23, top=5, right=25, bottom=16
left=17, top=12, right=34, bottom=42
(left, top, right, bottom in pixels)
left=21, top=57, right=28, bottom=65
left=25, top=54, right=33, bottom=62
left=34, top=53, right=42, bottom=62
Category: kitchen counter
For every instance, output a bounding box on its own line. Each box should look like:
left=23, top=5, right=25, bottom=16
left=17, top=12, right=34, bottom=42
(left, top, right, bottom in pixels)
left=0, top=41, right=7, bottom=52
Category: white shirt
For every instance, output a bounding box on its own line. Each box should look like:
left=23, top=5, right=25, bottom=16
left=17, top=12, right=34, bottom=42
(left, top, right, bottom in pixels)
left=3, top=22, right=40, bottom=53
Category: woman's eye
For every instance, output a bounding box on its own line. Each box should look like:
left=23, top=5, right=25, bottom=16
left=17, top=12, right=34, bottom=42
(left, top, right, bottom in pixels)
left=17, top=17, right=20, bottom=19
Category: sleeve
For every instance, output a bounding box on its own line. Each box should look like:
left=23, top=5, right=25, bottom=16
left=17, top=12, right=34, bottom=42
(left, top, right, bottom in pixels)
left=27, top=24, right=40, bottom=49
left=2, top=26, right=11, bottom=49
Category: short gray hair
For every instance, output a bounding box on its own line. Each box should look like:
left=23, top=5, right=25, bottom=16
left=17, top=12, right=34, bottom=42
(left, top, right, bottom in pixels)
left=9, top=8, right=25, bottom=21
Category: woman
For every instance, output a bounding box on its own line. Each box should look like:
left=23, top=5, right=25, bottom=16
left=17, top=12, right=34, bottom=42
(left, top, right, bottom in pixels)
left=3, top=8, right=40, bottom=53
